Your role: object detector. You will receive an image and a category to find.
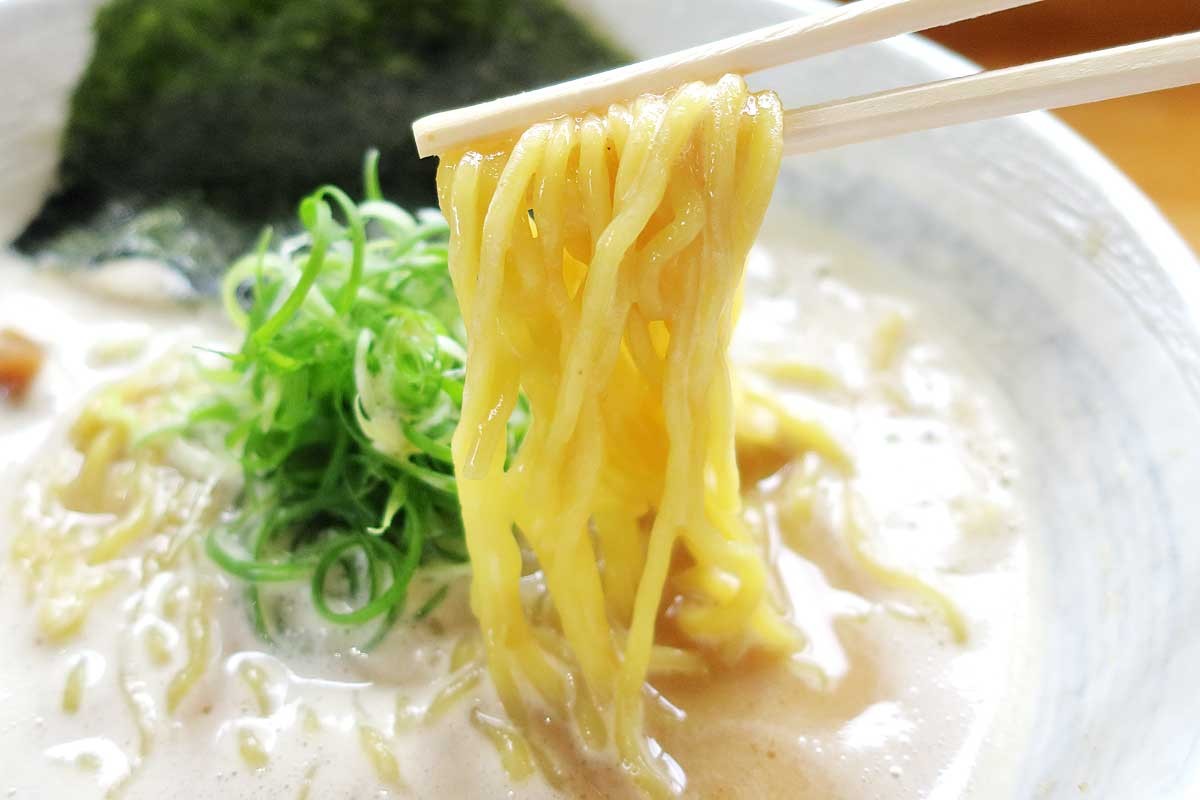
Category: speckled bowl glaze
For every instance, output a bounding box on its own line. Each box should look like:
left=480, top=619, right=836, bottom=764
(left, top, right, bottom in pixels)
left=5, top=0, right=1200, bottom=797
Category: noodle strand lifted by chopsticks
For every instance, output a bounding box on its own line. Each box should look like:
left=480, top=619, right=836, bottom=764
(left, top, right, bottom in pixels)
left=437, top=74, right=796, bottom=796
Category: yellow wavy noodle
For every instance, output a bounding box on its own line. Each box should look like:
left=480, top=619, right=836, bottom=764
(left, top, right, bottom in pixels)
left=749, top=360, right=844, bottom=391
left=469, top=709, right=537, bottom=782
left=393, top=693, right=422, bottom=733
left=425, top=664, right=484, bottom=721
left=62, top=657, right=86, bottom=714
left=843, top=488, right=968, bottom=643
left=301, top=705, right=322, bottom=734
left=738, top=367, right=966, bottom=643
left=236, top=727, right=270, bottom=770
left=437, top=75, right=797, bottom=796
left=870, top=310, right=909, bottom=371
left=10, top=359, right=226, bottom=641
left=239, top=661, right=274, bottom=716
left=297, top=764, right=319, bottom=800
left=165, top=584, right=214, bottom=713
left=735, top=379, right=855, bottom=477
left=358, top=724, right=405, bottom=788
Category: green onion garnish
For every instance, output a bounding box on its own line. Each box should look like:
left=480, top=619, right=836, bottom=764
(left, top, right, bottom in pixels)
left=191, top=151, right=488, bottom=647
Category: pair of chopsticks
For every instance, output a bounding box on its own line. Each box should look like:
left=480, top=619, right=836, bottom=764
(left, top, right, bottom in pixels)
left=412, top=0, right=1200, bottom=158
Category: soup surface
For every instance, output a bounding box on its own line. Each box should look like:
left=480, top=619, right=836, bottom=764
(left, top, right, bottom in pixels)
left=0, top=224, right=1034, bottom=799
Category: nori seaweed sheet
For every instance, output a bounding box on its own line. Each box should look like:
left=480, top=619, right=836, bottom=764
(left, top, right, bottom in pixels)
left=17, top=0, right=626, bottom=287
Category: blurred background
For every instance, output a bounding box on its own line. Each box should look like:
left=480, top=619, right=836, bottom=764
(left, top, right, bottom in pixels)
left=927, top=0, right=1200, bottom=250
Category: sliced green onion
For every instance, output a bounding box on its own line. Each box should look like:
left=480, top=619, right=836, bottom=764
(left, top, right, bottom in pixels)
left=190, top=152, right=526, bottom=645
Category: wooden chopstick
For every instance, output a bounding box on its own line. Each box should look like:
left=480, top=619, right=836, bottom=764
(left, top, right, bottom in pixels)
left=412, top=0, right=1045, bottom=157
left=781, top=30, right=1200, bottom=154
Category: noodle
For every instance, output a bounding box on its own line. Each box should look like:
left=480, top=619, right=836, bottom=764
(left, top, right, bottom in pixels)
left=358, top=724, right=405, bottom=787
left=436, top=75, right=796, bottom=794
left=10, top=357, right=228, bottom=641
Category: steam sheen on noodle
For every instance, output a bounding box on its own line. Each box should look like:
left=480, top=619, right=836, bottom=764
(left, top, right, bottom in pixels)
left=436, top=75, right=797, bottom=794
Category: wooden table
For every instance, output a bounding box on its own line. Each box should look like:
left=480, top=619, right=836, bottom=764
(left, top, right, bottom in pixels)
left=927, top=0, right=1200, bottom=252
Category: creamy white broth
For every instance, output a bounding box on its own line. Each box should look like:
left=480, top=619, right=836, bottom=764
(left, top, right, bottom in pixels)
left=0, top=233, right=1033, bottom=799
left=0, top=258, right=543, bottom=800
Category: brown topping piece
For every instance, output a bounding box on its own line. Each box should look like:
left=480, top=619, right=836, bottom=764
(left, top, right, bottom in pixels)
left=0, top=328, right=44, bottom=403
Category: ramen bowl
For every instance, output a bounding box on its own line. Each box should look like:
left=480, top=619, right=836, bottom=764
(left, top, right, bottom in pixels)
left=4, top=0, right=1200, bottom=797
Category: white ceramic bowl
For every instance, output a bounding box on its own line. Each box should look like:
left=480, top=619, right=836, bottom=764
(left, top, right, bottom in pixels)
left=5, top=0, right=1200, bottom=797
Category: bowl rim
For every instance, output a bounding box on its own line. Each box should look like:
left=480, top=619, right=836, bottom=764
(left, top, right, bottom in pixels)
left=779, top=0, right=1200, bottom=330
